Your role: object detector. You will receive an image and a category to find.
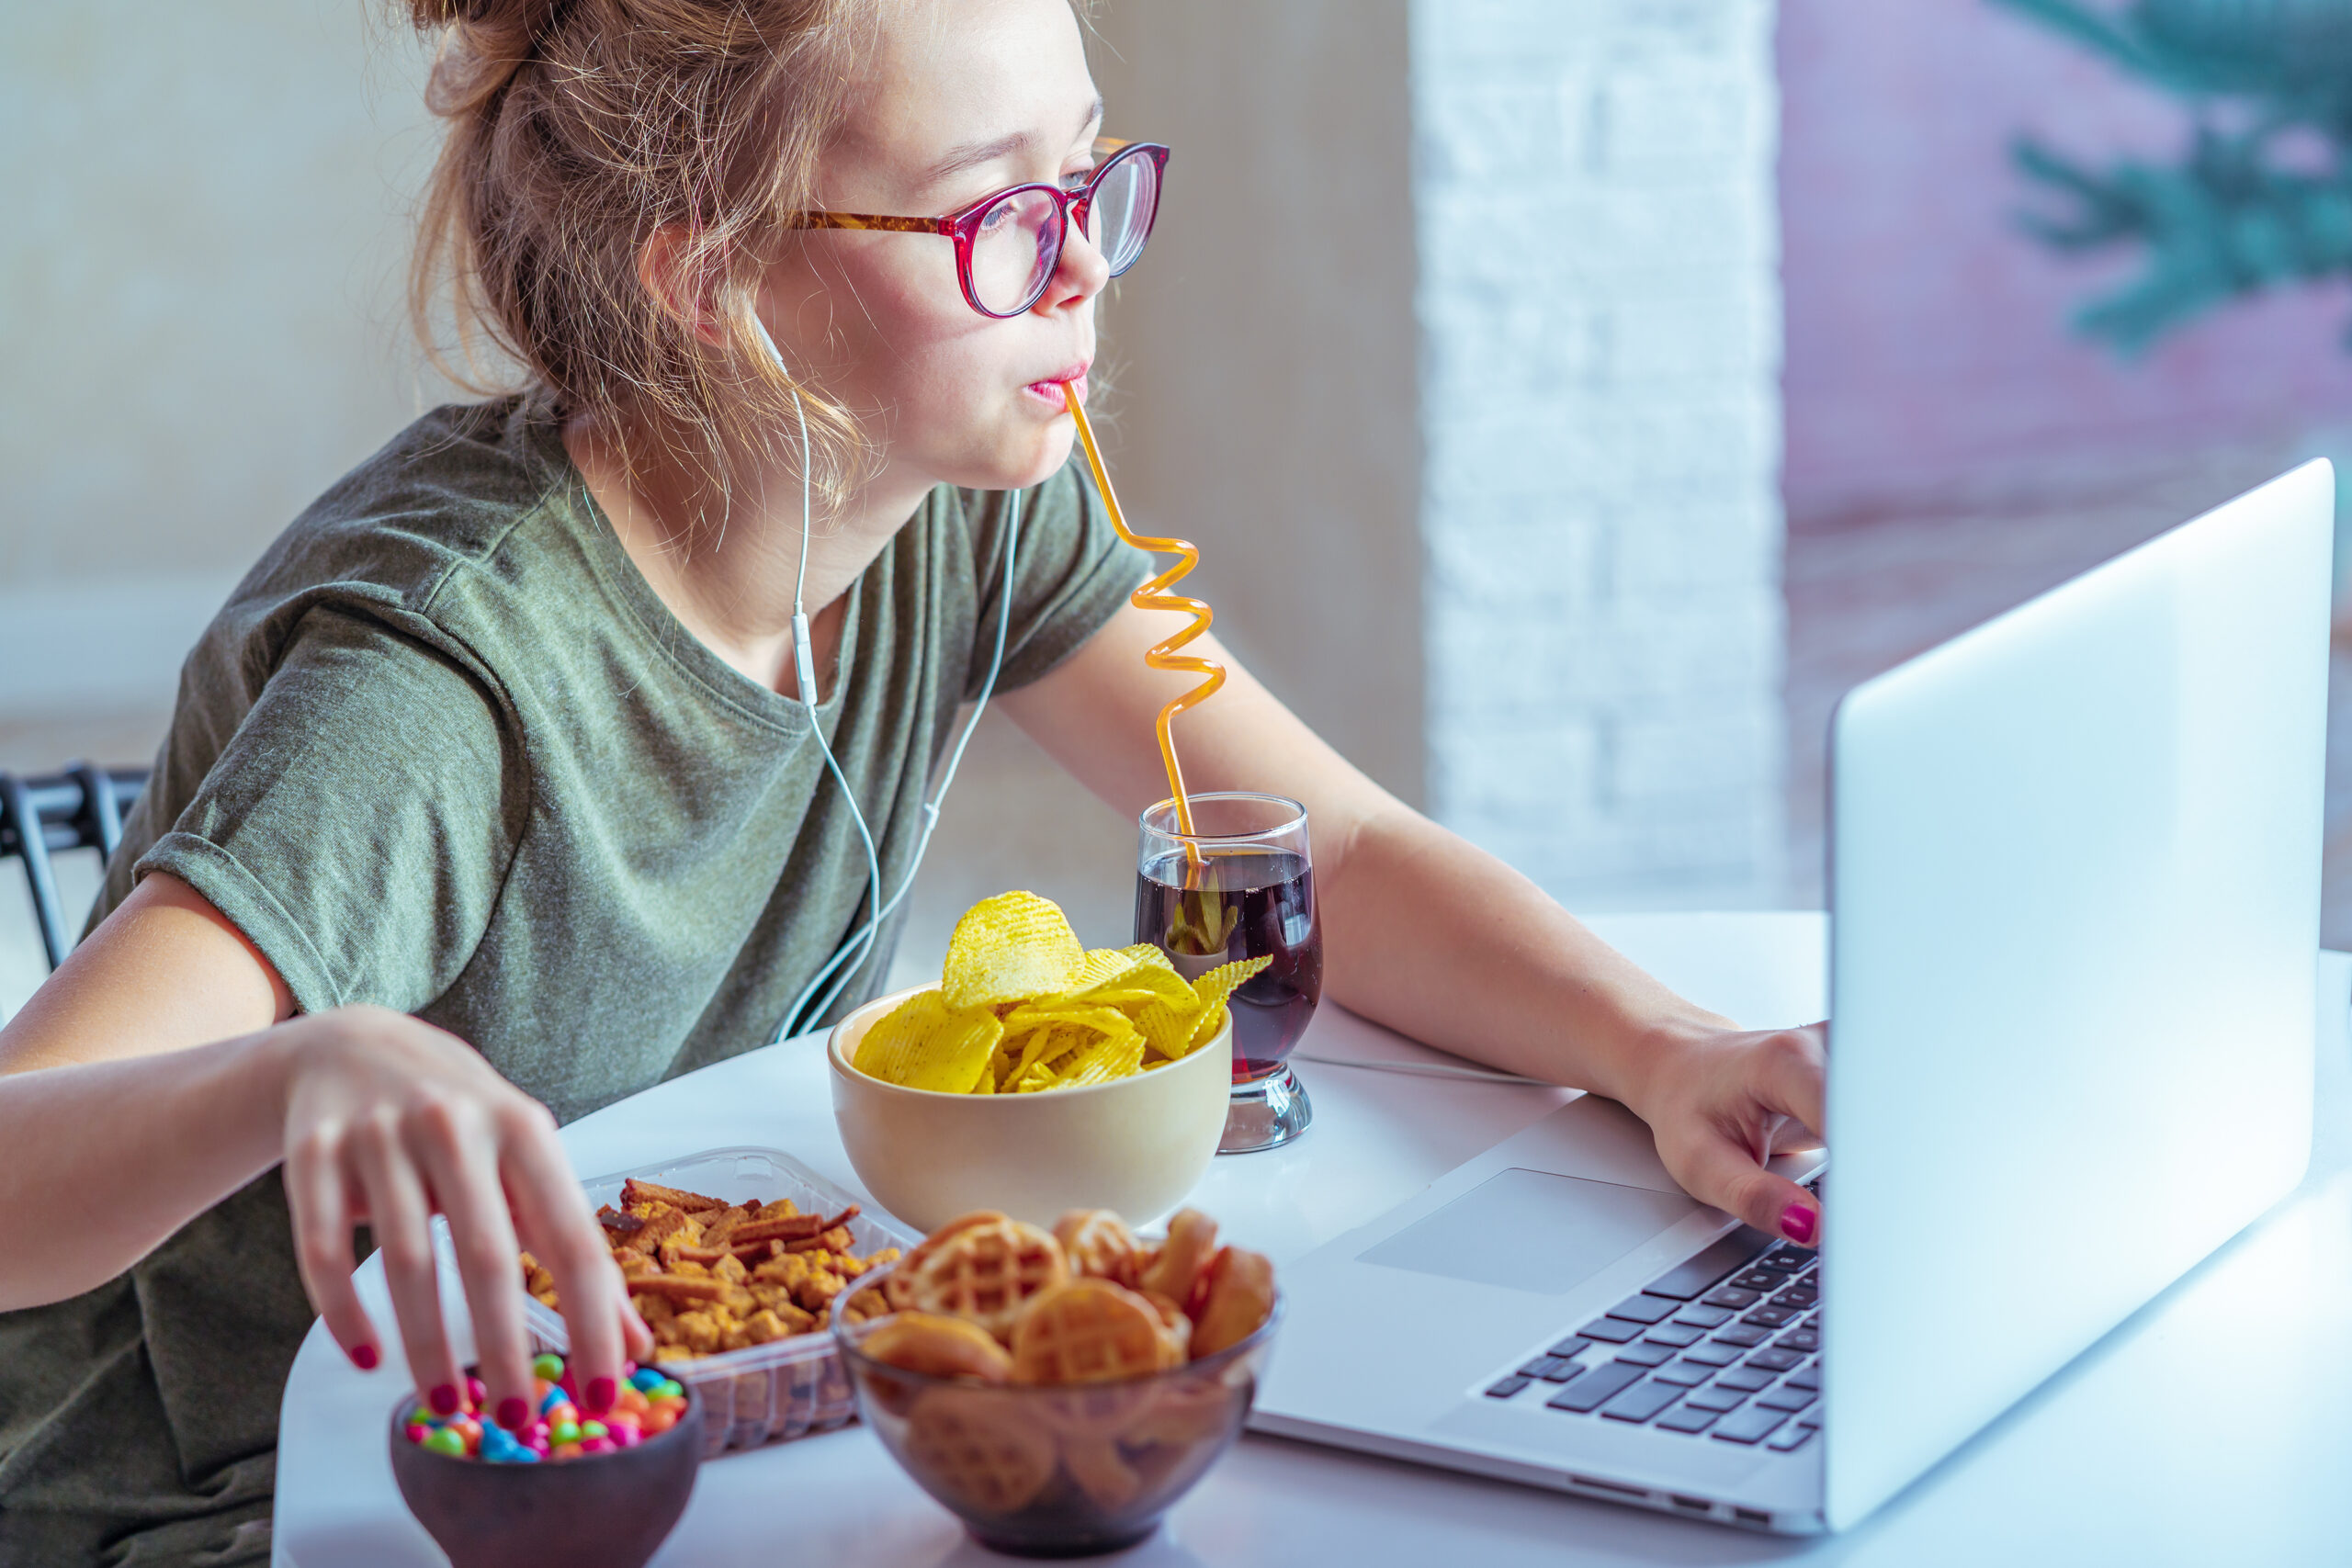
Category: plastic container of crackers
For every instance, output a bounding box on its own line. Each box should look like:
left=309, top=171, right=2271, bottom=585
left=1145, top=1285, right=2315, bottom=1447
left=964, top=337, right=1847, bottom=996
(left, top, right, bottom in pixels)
left=522, top=1145, right=915, bottom=1458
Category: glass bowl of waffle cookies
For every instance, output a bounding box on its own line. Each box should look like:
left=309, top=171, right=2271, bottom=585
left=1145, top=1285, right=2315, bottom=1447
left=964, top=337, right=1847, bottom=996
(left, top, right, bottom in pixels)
left=831, top=1206, right=1280, bottom=1558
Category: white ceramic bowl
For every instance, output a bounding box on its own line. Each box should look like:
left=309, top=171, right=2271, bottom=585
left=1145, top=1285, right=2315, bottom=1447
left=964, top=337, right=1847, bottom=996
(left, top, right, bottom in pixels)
left=828, top=985, right=1232, bottom=1234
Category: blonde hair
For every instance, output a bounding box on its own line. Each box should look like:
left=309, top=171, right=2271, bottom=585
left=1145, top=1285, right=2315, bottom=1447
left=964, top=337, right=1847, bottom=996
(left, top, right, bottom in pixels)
left=402, top=0, right=877, bottom=509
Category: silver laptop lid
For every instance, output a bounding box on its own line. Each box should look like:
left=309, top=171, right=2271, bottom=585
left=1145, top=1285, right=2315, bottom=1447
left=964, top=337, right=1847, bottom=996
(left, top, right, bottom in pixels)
left=1822, top=461, right=2332, bottom=1528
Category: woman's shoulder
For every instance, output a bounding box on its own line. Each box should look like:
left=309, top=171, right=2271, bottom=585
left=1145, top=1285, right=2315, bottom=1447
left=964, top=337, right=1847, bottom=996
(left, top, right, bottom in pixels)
left=243, top=392, right=571, bottom=608
left=198, top=391, right=605, bottom=677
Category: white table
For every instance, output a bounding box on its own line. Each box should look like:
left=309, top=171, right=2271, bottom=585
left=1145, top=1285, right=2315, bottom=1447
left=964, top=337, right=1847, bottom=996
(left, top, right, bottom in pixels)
left=275, top=915, right=2352, bottom=1567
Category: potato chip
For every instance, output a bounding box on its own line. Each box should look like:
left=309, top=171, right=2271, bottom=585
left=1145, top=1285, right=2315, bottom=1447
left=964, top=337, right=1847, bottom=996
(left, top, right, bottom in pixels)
left=1052, top=946, right=1155, bottom=996
left=1059, top=1031, right=1145, bottom=1088
left=999, top=1008, right=1140, bottom=1092
left=859, top=893, right=1277, bottom=1094
left=1136, top=955, right=1270, bottom=1061
left=1189, top=955, right=1270, bottom=1017
left=941, top=891, right=1084, bottom=1010
left=996, top=1021, right=1076, bottom=1093
left=854, top=990, right=1005, bottom=1093
left=999, top=1003, right=1138, bottom=1041
left=1050, top=964, right=1201, bottom=1017
left=1132, top=994, right=1202, bottom=1061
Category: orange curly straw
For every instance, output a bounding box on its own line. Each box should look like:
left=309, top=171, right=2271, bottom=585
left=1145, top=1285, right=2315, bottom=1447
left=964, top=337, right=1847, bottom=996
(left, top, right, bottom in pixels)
left=1061, top=381, right=1224, bottom=844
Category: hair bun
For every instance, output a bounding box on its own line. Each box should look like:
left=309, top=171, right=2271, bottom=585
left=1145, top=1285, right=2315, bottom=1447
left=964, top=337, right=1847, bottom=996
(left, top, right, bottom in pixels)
left=405, top=0, right=560, bottom=30
left=408, top=0, right=565, bottom=114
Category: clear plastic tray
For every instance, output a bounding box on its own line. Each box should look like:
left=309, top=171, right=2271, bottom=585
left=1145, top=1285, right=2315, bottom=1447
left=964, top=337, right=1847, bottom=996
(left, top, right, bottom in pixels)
left=524, top=1145, right=915, bottom=1458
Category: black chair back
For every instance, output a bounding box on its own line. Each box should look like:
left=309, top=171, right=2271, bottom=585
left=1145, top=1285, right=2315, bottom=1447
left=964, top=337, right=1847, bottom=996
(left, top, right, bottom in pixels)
left=0, top=766, right=148, bottom=971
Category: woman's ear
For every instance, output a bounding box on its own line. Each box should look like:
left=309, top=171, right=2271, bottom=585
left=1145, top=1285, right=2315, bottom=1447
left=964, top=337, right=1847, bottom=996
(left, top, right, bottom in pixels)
left=638, top=224, right=729, bottom=348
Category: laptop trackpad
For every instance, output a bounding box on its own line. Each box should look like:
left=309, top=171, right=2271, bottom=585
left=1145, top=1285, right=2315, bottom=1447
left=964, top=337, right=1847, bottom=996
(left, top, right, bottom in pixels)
left=1357, top=1168, right=1708, bottom=1295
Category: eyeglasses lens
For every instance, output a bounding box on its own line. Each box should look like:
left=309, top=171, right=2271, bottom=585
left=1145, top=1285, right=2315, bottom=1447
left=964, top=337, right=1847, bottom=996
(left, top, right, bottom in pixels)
left=970, top=186, right=1061, bottom=315
left=1086, top=152, right=1158, bottom=276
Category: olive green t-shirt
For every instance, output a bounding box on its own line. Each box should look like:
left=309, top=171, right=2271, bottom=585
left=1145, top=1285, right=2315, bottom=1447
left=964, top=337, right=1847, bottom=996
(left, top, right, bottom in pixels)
left=0, top=392, right=1145, bottom=1566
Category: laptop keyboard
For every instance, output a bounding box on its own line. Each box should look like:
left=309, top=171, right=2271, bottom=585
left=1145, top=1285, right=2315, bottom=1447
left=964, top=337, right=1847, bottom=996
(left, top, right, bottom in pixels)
left=1479, top=1215, right=1824, bottom=1453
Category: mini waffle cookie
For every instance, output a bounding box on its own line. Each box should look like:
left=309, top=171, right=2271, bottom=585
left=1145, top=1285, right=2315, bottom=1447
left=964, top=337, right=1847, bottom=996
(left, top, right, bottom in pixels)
left=1054, top=1208, right=1146, bottom=1290
left=902, top=1387, right=1058, bottom=1515
left=883, top=1210, right=1006, bottom=1312
left=894, top=1214, right=1069, bottom=1341
left=1011, top=1279, right=1182, bottom=1385
left=1027, top=1377, right=1162, bottom=1441
left=860, top=1311, right=1015, bottom=1382
left=1138, top=1207, right=1219, bottom=1308
left=1138, top=1290, right=1193, bottom=1360
left=1058, top=1434, right=1144, bottom=1512
left=1189, top=1246, right=1277, bottom=1359
left=1125, top=1376, right=1239, bottom=1449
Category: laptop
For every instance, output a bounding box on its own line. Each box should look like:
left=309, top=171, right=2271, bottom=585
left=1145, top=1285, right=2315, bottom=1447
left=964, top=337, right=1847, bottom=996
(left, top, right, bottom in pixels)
left=1250, top=460, right=2334, bottom=1531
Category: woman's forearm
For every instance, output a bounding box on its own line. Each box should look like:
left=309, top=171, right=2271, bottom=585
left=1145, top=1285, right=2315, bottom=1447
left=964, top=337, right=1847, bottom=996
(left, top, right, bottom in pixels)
left=1317, top=805, right=1730, bottom=1105
left=0, top=1026, right=293, bottom=1308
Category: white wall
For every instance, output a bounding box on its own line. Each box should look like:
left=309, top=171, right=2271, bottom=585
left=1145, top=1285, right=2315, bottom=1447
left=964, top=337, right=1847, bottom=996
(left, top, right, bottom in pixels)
left=0, top=3, right=442, bottom=727
left=1083, top=1, right=1426, bottom=807
left=1413, top=0, right=1787, bottom=909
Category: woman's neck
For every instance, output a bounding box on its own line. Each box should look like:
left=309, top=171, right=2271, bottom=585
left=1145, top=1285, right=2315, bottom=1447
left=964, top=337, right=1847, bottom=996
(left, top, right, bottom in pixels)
left=563, top=412, right=933, bottom=700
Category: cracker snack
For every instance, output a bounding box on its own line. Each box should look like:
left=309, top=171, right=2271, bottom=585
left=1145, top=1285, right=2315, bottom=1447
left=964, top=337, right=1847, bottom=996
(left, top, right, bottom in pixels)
left=523, top=1176, right=901, bottom=1362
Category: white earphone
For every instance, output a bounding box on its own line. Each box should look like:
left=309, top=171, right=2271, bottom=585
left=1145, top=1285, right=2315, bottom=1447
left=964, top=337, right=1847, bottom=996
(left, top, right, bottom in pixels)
left=749, top=315, right=1022, bottom=1042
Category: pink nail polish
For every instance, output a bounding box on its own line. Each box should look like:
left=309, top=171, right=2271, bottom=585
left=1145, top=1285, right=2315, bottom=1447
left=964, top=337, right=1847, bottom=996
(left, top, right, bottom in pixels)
left=429, top=1383, right=461, bottom=1416
left=1780, top=1202, right=1817, bottom=1245
left=349, top=1343, right=379, bottom=1371
left=496, top=1397, right=529, bottom=1431
left=585, top=1377, right=616, bottom=1416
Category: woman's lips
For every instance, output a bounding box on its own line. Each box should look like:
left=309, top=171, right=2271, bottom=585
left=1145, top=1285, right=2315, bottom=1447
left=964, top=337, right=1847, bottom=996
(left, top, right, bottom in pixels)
left=1025, top=367, right=1089, bottom=407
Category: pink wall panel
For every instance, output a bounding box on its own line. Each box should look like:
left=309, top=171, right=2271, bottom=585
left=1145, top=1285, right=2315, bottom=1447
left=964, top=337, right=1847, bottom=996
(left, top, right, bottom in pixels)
left=1779, top=0, right=2352, bottom=525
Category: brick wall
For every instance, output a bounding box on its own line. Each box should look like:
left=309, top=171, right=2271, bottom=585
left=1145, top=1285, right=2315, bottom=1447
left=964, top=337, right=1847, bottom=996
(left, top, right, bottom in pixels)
left=1413, top=0, right=1786, bottom=908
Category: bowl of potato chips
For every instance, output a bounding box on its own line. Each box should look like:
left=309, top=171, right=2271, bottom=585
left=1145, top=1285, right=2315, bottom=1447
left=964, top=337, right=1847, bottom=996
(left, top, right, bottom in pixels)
left=828, top=892, right=1256, bottom=1234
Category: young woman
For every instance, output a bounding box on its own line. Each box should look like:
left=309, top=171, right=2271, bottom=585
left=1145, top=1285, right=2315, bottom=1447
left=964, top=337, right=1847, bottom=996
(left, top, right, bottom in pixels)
left=0, top=0, right=1826, bottom=1560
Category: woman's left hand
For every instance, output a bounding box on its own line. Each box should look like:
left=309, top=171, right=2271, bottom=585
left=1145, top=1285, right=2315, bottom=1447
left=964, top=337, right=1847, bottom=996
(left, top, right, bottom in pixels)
left=1619, top=1022, right=1827, bottom=1247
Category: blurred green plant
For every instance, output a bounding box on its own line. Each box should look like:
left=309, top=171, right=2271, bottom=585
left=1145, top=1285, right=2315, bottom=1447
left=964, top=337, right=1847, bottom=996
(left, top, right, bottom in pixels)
left=1997, top=0, right=2352, bottom=354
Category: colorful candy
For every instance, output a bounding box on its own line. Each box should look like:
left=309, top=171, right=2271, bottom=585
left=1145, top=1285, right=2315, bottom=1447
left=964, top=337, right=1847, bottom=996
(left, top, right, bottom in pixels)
left=401, top=1356, right=679, bottom=1463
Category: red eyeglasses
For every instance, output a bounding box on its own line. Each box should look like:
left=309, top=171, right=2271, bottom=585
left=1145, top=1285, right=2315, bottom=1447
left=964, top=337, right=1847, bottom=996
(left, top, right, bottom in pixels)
left=786, top=138, right=1170, bottom=318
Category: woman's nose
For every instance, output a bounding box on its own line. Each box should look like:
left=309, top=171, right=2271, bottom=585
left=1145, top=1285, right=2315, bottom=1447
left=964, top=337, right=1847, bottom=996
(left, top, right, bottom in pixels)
left=1035, top=212, right=1113, bottom=313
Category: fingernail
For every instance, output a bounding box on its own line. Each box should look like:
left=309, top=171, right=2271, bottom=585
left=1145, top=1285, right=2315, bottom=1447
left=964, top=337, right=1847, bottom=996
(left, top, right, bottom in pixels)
left=429, top=1383, right=461, bottom=1416
left=496, top=1397, right=529, bottom=1431
left=349, top=1343, right=379, bottom=1371
left=1780, top=1202, right=1818, bottom=1246
left=585, top=1377, right=616, bottom=1416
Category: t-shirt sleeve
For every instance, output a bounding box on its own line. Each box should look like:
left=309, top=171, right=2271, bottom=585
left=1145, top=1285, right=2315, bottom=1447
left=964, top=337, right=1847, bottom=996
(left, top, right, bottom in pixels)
left=962, top=455, right=1153, bottom=699
left=134, top=604, right=522, bottom=1018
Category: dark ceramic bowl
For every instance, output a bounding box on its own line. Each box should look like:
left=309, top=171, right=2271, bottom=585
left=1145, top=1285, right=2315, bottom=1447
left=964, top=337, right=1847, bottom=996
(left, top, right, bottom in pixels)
left=387, top=1371, right=703, bottom=1568
left=831, top=1266, right=1281, bottom=1558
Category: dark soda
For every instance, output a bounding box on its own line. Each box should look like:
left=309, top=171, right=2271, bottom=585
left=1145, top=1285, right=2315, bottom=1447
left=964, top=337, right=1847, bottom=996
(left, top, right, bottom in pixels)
left=1134, top=847, right=1321, bottom=1083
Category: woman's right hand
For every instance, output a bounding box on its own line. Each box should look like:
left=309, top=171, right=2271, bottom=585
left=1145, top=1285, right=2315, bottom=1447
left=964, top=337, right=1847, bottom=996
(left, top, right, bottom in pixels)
left=277, top=1005, right=650, bottom=1433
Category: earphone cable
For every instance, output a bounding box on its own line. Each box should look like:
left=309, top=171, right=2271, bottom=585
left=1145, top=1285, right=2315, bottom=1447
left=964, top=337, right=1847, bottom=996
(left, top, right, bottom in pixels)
left=775, top=379, right=885, bottom=1039
left=752, top=314, right=1023, bottom=1043
left=778, top=486, right=1021, bottom=1040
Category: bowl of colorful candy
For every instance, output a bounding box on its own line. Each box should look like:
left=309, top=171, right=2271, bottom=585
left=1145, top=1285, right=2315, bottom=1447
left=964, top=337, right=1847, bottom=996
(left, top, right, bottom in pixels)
left=388, top=1354, right=701, bottom=1568
left=831, top=1206, right=1282, bottom=1557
